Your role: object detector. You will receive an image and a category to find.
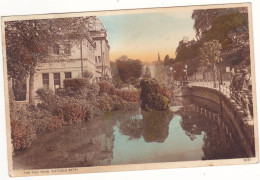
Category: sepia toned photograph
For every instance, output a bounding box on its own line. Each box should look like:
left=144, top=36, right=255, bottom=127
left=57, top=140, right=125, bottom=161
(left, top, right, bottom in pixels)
left=1, top=2, right=258, bottom=177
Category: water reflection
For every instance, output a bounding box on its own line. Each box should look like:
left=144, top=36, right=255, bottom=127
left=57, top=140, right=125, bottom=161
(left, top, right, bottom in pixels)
left=118, top=110, right=173, bottom=143
left=176, top=97, right=249, bottom=160
left=13, top=97, right=251, bottom=170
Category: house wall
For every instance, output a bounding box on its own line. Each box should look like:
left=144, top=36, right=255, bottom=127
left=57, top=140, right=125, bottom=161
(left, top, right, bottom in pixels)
left=15, top=17, right=112, bottom=103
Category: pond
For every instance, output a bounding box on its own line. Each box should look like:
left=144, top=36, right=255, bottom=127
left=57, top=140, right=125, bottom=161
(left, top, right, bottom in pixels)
left=13, top=97, right=249, bottom=170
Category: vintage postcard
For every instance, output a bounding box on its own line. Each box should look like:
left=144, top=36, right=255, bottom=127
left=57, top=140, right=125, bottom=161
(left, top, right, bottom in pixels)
left=1, top=2, right=258, bottom=177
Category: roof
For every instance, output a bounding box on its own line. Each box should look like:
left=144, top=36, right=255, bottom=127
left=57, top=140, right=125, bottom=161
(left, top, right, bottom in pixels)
left=88, top=16, right=106, bottom=32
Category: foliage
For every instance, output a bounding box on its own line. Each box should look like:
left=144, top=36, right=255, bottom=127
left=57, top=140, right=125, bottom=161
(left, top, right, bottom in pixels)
left=158, top=86, right=172, bottom=99
left=11, top=119, right=35, bottom=151
left=200, top=40, right=222, bottom=65
left=204, top=11, right=246, bottom=47
left=192, top=9, right=223, bottom=39
left=47, top=113, right=65, bottom=131
left=98, top=96, right=113, bottom=112
left=5, top=17, right=93, bottom=104
left=98, top=81, right=140, bottom=102
left=163, top=55, right=175, bottom=67
left=116, top=90, right=140, bottom=102
left=63, top=78, right=89, bottom=90
left=98, top=94, right=139, bottom=112
left=36, top=88, right=59, bottom=112
left=116, top=56, right=143, bottom=84
left=99, top=81, right=116, bottom=95
left=110, top=61, right=124, bottom=88
left=83, top=70, right=93, bottom=79
left=10, top=103, right=54, bottom=151
left=62, top=103, right=86, bottom=125
left=140, top=78, right=170, bottom=111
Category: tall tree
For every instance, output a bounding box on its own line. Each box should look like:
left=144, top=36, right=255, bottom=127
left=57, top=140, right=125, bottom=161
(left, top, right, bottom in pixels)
left=200, top=40, right=222, bottom=86
left=5, top=17, right=91, bottom=104
left=163, top=55, right=175, bottom=67
left=116, top=56, right=143, bottom=85
left=5, top=20, right=53, bottom=104
left=192, top=9, right=223, bottom=39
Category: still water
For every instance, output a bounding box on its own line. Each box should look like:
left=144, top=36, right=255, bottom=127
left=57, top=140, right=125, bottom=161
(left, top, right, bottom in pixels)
left=13, top=97, right=248, bottom=170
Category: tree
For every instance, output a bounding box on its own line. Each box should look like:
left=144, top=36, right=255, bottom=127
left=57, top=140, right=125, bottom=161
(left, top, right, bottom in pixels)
left=5, top=17, right=92, bottom=104
left=116, top=56, right=143, bottom=85
left=200, top=40, right=222, bottom=86
left=163, top=55, right=175, bottom=67
left=110, top=61, right=123, bottom=88
left=204, top=11, right=247, bottom=49
left=192, top=8, right=248, bottom=42
left=5, top=20, right=54, bottom=104
left=192, top=9, right=223, bottom=39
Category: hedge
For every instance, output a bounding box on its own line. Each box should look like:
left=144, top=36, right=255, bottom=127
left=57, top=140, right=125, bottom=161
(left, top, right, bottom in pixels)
left=64, top=78, right=89, bottom=90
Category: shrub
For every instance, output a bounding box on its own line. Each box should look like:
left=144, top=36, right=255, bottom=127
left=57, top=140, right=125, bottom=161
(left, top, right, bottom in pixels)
left=62, top=103, right=86, bottom=125
left=98, top=81, right=116, bottom=95
left=140, top=78, right=160, bottom=94
left=158, top=86, right=172, bottom=99
left=36, top=88, right=59, bottom=113
left=140, top=78, right=170, bottom=111
left=47, top=110, right=65, bottom=131
left=111, top=95, right=130, bottom=110
left=11, top=119, right=36, bottom=151
left=116, top=90, right=140, bottom=102
left=84, top=107, right=94, bottom=121
left=64, top=78, right=89, bottom=90
left=98, top=96, right=112, bottom=112
left=83, top=70, right=93, bottom=79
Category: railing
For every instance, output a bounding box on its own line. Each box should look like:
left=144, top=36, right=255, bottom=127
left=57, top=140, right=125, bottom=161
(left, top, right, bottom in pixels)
left=188, top=79, right=253, bottom=119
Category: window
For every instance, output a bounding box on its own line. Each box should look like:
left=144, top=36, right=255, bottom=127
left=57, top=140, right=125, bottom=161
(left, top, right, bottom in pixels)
left=53, top=42, right=70, bottom=55
left=65, top=72, right=72, bottom=79
left=53, top=73, right=60, bottom=89
left=98, top=56, right=101, bottom=62
left=95, top=56, right=98, bottom=63
left=64, top=43, right=71, bottom=55
left=42, top=73, right=49, bottom=89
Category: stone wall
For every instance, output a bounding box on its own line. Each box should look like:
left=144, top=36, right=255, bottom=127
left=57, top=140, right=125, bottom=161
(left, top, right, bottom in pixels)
left=182, top=86, right=255, bottom=157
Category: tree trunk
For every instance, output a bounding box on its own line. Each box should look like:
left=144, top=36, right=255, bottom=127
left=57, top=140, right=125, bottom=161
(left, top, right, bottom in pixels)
left=29, top=69, right=35, bottom=105
left=213, top=63, right=217, bottom=88
left=80, top=40, right=83, bottom=78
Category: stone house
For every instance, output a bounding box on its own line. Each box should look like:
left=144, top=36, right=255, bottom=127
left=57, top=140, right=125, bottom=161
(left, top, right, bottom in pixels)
left=13, top=17, right=111, bottom=102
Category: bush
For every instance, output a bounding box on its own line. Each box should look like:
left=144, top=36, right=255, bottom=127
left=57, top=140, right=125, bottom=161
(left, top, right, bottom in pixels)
left=98, top=81, right=140, bottom=102
left=140, top=78, right=160, bottom=94
left=62, top=103, right=86, bottom=125
left=98, top=96, right=113, bottom=112
left=140, top=78, right=170, bottom=111
left=47, top=110, right=65, bottom=131
left=64, top=78, right=89, bottom=90
left=83, top=70, right=93, bottom=79
left=116, top=90, right=140, bottom=102
left=11, top=119, right=36, bottom=151
left=36, top=88, right=59, bottom=113
left=98, top=81, right=116, bottom=95
left=141, top=93, right=169, bottom=111
left=158, top=86, right=172, bottom=99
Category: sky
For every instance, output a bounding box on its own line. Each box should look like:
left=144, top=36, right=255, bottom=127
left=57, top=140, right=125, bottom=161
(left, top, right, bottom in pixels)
left=98, top=8, right=196, bottom=62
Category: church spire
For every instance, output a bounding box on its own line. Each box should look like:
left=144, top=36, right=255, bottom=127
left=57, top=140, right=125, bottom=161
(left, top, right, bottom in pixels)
left=158, top=52, right=161, bottom=61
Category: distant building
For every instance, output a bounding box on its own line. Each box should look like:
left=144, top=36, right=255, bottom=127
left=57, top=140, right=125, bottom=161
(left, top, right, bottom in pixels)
left=13, top=16, right=111, bottom=102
